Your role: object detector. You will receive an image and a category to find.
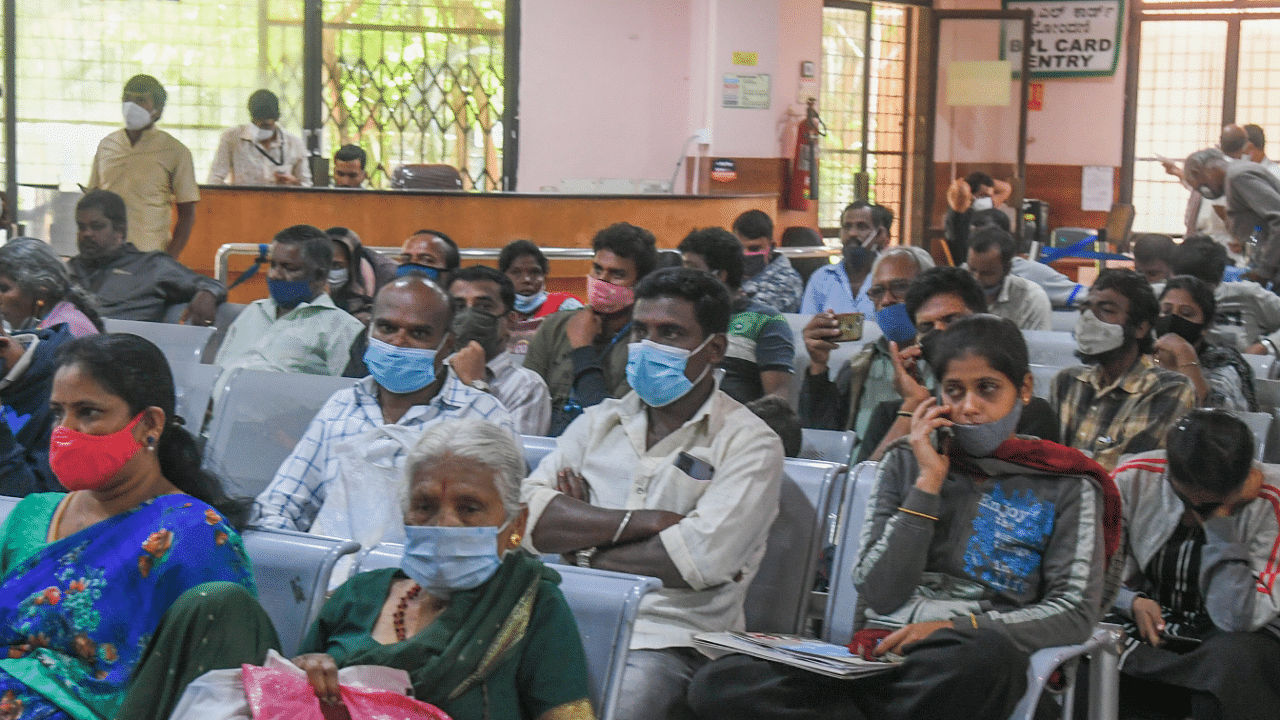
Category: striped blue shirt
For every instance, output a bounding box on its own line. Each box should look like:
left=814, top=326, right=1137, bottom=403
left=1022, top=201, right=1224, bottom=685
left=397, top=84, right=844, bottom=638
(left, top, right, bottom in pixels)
left=251, top=372, right=516, bottom=532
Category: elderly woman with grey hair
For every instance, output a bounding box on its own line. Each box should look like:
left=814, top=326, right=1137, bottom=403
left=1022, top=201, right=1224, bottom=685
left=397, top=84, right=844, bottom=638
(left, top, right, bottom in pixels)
left=0, top=237, right=102, bottom=336
left=294, top=418, right=596, bottom=720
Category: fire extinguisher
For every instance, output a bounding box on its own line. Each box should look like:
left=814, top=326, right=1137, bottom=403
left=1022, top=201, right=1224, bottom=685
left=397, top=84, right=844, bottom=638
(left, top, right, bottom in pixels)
left=786, top=99, right=825, bottom=211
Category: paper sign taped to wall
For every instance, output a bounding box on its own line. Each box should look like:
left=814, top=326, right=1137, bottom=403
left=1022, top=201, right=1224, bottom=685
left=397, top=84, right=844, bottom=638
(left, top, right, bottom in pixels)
left=1081, top=165, right=1114, bottom=212
left=946, top=61, right=1012, bottom=107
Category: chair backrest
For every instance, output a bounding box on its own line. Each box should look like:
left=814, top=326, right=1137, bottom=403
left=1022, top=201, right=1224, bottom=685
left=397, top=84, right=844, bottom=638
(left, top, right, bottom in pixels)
left=1051, top=227, right=1095, bottom=249
left=1244, top=352, right=1275, bottom=382
left=240, top=528, right=361, bottom=657
left=1050, top=310, right=1077, bottom=333
left=103, top=318, right=216, bottom=367
left=521, top=434, right=558, bottom=473
left=799, top=428, right=856, bottom=465
left=0, top=495, right=18, bottom=529
left=1233, top=410, right=1274, bottom=462
left=202, top=369, right=358, bottom=499
left=744, top=458, right=844, bottom=635
left=1022, top=329, right=1079, bottom=368
left=1256, top=378, right=1280, bottom=409
left=354, top=544, right=660, bottom=720
left=390, top=164, right=463, bottom=190
left=823, top=460, right=879, bottom=646
left=1105, top=203, right=1136, bottom=253
left=202, top=302, right=248, bottom=363
left=170, top=361, right=222, bottom=432
left=1029, top=363, right=1062, bottom=399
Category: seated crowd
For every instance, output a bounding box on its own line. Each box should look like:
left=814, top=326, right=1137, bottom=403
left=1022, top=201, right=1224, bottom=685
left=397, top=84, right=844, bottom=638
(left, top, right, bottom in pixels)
left=0, top=189, right=1277, bottom=720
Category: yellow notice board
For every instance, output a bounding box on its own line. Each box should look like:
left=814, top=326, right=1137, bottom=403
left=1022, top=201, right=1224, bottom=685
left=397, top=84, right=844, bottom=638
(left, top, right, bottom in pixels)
left=946, top=61, right=1012, bottom=107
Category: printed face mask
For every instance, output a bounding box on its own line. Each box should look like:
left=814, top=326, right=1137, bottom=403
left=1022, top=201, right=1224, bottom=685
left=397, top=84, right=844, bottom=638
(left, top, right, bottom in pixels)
left=1073, top=309, right=1126, bottom=356
left=949, top=398, right=1023, bottom=457
left=586, top=275, right=634, bottom=315
left=364, top=334, right=449, bottom=394
left=1154, top=314, right=1205, bottom=346
left=400, top=525, right=502, bottom=599
left=49, top=413, right=146, bottom=491
left=452, top=307, right=504, bottom=358
left=626, top=335, right=714, bottom=408
left=513, top=290, right=547, bottom=315
left=122, top=102, right=153, bottom=131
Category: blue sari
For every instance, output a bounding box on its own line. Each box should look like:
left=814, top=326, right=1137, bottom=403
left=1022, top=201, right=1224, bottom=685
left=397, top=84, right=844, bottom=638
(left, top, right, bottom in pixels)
left=0, top=493, right=255, bottom=720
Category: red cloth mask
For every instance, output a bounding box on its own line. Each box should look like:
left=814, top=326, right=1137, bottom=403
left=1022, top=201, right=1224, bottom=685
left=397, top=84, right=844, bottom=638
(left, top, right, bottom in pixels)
left=49, top=413, right=146, bottom=491
left=586, top=275, right=634, bottom=314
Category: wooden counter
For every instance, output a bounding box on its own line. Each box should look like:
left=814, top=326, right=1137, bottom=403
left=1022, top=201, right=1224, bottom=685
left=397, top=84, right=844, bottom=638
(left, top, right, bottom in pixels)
left=179, top=186, right=777, bottom=303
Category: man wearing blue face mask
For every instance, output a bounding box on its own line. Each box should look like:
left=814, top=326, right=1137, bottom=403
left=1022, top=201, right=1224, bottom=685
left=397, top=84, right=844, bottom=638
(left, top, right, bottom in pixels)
left=964, top=226, right=1052, bottom=330
left=253, top=275, right=517, bottom=536
left=1049, top=269, right=1196, bottom=471
left=213, top=225, right=364, bottom=396
left=799, top=247, right=933, bottom=456
left=521, top=268, right=784, bottom=720
left=395, top=229, right=459, bottom=287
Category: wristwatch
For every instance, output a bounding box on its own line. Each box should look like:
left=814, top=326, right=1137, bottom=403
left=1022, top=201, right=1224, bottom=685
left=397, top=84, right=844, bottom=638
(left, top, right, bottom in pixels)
left=575, top=547, right=598, bottom=568
left=469, top=379, right=491, bottom=393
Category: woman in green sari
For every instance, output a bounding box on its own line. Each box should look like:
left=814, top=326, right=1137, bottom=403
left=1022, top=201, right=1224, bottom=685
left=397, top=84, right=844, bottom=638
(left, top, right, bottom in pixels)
left=295, top=418, right=594, bottom=720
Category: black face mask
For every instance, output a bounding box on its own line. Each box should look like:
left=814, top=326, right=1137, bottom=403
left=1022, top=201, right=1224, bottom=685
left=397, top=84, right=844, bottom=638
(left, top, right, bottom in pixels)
left=742, top=251, right=769, bottom=278
left=1154, top=313, right=1205, bottom=346
left=451, top=307, right=504, bottom=358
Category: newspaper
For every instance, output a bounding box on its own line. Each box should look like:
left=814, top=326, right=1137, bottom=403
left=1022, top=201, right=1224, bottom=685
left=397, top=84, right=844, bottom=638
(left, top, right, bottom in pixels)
left=693, top=632, right=900, bottom=679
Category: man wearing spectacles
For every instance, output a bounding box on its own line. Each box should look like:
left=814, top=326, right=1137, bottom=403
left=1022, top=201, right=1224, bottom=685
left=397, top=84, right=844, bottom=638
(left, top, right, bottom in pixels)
left=799, top=246, right=934, bottom=451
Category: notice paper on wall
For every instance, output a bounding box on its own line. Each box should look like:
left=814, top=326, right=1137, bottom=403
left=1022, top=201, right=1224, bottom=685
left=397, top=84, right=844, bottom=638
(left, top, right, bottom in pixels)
left=1081, top=165, right=1114, bottom=212
left=946, top=61, right=1011, bottom=107
left=723, top=74, right=772, bottom=109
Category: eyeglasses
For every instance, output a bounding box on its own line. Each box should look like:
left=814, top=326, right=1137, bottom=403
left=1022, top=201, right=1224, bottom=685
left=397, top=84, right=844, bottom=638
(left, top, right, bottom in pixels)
left=867, top=279, right=912, bottom=302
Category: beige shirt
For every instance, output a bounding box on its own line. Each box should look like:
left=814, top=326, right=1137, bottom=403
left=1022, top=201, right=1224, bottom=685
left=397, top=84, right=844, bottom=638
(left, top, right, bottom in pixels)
left=486, top=350, right=551, bottom=436
left=87, top=127, right=200, bottom=252
left=989, top=272, right=1053, bottom=331
left=522, top=386, right=784, bottom=651
left=208, top=124, right=312, bottom=187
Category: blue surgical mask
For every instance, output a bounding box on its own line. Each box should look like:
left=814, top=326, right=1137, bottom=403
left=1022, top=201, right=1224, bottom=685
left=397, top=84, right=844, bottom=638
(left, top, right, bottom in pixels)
left=401, top=525, right=502, bottom=599
left=397, top=263, right=441, bottom=280
left=514, top=290, right=547, bottom=315
left=267, top=278, right=315, bottom=309
left=626, top=335, right=714, bottom=408
left=363, top=334, right=448, bottom=394
left=875, top=302, right=917, bottom=346
left=949, top=398, right=1023, bottom=457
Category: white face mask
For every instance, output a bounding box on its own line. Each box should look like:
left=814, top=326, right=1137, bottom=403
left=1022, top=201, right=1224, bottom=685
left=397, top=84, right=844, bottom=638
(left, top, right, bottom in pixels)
left=972, top=196, right=994, bottom=211
left=255, top=125, right=275, bottom=142
left=328, top=268, right=349, bottom=289
left=122, top=101, right=153, bottom=131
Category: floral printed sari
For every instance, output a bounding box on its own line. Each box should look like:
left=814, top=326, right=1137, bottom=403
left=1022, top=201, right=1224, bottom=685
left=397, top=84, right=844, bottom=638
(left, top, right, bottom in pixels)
left=0, top=493, right=255, bottom=720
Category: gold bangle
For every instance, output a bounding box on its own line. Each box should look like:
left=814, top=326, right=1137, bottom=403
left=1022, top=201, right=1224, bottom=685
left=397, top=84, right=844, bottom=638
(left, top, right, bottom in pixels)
left=896, top=410, right=914, bottom=418
left=897, top=506, right=939, bottom=522
left=970, top=613, right=979, bottom=628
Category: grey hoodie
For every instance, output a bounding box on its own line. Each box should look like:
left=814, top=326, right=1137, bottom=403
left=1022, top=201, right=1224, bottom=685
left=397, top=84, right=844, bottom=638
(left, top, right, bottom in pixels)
left=854, top=440, right=1107, bottom=653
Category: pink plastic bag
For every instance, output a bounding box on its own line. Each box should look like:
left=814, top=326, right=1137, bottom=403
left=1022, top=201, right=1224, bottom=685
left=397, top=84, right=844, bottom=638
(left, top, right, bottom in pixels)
left=242, top=664, right=451, bottom=720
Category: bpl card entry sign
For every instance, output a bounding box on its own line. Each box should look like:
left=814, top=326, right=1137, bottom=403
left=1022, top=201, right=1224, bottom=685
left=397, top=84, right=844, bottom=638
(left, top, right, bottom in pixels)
left=1003, top=0, right=1123, bottom=78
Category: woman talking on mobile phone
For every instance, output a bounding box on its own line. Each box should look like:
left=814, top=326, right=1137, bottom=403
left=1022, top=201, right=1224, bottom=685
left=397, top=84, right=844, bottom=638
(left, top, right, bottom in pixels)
left=690, top=314, right=1121, bottom=720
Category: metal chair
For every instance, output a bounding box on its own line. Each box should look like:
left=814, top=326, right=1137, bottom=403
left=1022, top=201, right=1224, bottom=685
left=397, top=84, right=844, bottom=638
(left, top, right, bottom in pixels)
left=239, top=527, right=361, bottom=657
left=1050, top=310, right=1078, bottom=333
left=202, top=368, right=357, bottom=499
left=521, top=434, right=558, bottom=473
left=170, top=361, right=221, bottom=433
left=1243, top=352, right=1275, bottom=382
left=744, top=458, right=845, bottom=635
left=799, top=429, right=856, bottom=465
left=1029, top=363, right=1064, bottom=399
left=354, top=543, right=660, bottom=720
left=1023, top=329, right=1080, bottom=368
left=390, top=164, right=463, bottom=190
left=103, top=318, right=216, bottom=367
left=0, top=494, right=18, bottom=528
left=1233, top=410, right=1274, bottom=462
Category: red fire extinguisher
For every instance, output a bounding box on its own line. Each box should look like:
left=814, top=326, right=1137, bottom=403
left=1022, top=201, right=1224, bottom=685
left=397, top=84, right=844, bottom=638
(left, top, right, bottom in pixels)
left=787, top=99, right=825, bottom=211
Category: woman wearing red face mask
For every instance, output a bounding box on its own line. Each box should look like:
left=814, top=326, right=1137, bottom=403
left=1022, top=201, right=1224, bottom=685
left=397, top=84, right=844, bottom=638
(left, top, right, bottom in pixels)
left=0, top=334, right=276, bottom=720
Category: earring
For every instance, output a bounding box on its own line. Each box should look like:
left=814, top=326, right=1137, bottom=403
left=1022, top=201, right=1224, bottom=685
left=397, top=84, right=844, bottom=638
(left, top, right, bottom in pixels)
left=509, top=532, right=522, bottom=547
left=146, top=437, right=157, bottom=451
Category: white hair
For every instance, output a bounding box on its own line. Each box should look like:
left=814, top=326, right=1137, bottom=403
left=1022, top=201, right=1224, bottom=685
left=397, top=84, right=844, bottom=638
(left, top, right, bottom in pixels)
left=869, top=245, right=936, bottom=279
left=404, top=419, right=525, bottom=520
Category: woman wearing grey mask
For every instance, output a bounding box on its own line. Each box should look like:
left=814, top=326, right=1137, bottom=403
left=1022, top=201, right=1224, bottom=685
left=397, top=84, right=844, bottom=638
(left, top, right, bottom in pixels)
left=688, top=314, right=1121, bottom=720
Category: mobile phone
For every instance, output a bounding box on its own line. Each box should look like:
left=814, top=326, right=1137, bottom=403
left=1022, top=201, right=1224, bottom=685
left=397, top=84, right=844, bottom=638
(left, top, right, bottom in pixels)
left=833, top=312, right=864, bottom=342
left=675, top=452, right=715, bottom=481
left=1159, top=633, right=1202, bottom=653
left=931, top=426, right=953, bottom=454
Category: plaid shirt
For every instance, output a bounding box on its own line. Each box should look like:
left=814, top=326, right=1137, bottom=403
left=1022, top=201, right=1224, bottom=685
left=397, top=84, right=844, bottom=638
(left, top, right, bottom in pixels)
left=251, top=372, right=516, bottom=532
left=742, top=253, right=804, bottom=313
left=1049, top=355, right=1195, bottom=471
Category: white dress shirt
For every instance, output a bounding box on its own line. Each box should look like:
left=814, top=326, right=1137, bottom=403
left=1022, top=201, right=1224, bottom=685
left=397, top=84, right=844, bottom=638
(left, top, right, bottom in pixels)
left=522, top=385, right=784, bottom=651
left=208, top=124, right=312, bottom=186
